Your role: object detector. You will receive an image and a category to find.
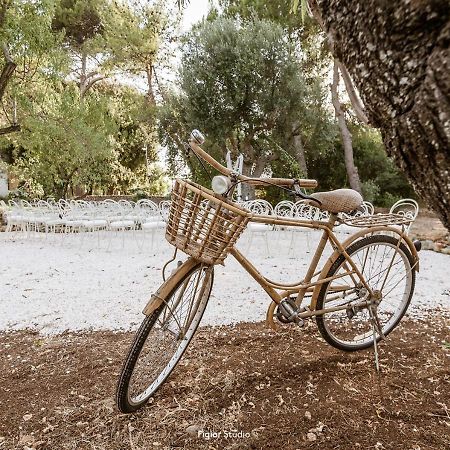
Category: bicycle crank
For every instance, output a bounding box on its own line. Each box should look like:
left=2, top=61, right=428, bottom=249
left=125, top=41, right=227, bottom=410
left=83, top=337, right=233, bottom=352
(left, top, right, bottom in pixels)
left=276, top=297, right=306, bottom=326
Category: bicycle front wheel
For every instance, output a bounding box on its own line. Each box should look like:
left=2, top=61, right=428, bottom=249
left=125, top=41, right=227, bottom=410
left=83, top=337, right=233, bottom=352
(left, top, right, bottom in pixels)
left=316, top=235, right=416, bottom=351
left=116, top=262, right=214, bottom=413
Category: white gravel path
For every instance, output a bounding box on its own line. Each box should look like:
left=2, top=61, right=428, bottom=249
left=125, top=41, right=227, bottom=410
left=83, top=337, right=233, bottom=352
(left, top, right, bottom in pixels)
left=0, top=229, right=449, bottom=334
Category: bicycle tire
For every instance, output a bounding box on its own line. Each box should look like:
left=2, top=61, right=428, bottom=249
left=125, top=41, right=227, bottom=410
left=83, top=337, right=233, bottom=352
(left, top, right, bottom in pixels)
left=116, top=263, right=214, bottom=413
left=315, top=234, right=415, bottom=351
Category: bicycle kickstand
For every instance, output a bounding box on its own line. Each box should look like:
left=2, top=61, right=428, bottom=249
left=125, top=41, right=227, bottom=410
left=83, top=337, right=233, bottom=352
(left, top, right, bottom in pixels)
left=368, top=305, right=385, bottom=373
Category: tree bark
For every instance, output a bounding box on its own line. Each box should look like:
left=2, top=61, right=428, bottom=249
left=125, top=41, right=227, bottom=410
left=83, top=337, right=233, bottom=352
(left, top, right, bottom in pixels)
left=331, top=60, right=362, bottom=193
left=0, top=44, right=16, bottom=102
left=314, top=0, right=450, bottom=229
left=79, top=50, right=87, bottom=98
left=79, top=51, right=104, bottom=98
left=291, top=121, right=308, bottom=176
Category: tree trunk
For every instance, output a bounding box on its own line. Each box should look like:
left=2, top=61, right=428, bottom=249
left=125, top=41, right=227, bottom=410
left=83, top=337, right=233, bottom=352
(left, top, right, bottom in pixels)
left=331, top=60, right=362, bottom=193
left=145, top=63, right=156, bottom=106
left=0, top=44, right=16, bottom=102
left=314, top=0, right=450, bottom=229
left=79, top=50, right=87, bottom=99
left=241, top=161, right=256, bottom=200
left=291, top=121, right=308, bottom=176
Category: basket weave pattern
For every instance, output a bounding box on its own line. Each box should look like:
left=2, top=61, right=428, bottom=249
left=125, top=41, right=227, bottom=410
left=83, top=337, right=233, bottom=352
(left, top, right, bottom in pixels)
left=166, top=179, right=250, bottom=265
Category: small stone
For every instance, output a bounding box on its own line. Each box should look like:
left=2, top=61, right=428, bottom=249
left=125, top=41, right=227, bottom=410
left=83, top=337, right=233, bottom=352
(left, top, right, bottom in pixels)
left=304, top=411, right=312, bottom=420
left=22, top=414, right=32, bottom=422
left=186, top=424, right=202, bottom=436
left=19, top=435, right=35, bottom=445
left=307, top=432, right=317, bottom=441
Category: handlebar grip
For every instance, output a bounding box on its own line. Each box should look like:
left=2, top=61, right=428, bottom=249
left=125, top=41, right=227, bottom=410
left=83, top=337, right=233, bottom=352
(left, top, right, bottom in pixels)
left=295, top=179, right=318, bottom=188
left=245, top=178, right=317, bottom=188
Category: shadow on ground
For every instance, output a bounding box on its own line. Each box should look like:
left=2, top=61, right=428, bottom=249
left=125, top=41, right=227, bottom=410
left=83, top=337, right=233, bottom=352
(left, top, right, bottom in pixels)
left=1, top=318, right=449, bottom=449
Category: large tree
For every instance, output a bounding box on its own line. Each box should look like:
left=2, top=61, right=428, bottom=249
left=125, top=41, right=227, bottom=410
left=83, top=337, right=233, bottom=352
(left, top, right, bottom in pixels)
left=0, top=0, right=164, bottom=198
left=161, top=17, right=334, bottom=199
left=52, top=0, right=107, bottom=98
left=220, top=0, right=363, bottom=192
left=103, top=0, right=172, bottom=107
left=309, top=0, right=450, bottom=229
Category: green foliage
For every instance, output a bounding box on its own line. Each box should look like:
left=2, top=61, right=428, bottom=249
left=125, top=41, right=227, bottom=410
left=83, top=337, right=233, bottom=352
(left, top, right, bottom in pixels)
left=219, top=0, right=329, bottom=79
left=1, top=0, right=69, bottom=87
left=308, top=125, right=415, bottom=206
left=161, top=16, right=334, bottom=195
left=220, top=0, right=316, bottom=39
left=52, top=0, right=104, bottom=47
left=10, top=86, right=117, bottom=198
left=360, top=179, right=380, bottom=204
left=0, top=0, right=415, bottom=207
left=103, top=0, right=168, bottom=73
left=0, top=0, right=169, bottom=199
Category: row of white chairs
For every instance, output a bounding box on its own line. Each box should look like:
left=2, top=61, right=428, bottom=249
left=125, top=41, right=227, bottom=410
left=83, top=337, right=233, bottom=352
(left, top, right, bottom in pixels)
left=239, top=198, right=419, bottom=256
left=240, top=198, right=418, bottom=227
left=1, top=197, right=419, bottom=255
left=1, top=198, right=170, bottom=235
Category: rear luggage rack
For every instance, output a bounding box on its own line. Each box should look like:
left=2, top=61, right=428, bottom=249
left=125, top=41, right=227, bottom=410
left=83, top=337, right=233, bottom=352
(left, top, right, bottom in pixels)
left=339, top=213, right=413, bottom=228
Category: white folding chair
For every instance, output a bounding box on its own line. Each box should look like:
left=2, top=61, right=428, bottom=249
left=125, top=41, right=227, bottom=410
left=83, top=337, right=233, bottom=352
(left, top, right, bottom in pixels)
left=243, top=199, right=273, bottom=256
left=389, top=198, right=419, bottom=234
left=138, top=199, right=165, bottom=250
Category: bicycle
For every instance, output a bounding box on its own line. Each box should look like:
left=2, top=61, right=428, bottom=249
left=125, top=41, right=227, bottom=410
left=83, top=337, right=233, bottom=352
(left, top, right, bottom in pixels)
left=116, top=130, right=421, bottom=413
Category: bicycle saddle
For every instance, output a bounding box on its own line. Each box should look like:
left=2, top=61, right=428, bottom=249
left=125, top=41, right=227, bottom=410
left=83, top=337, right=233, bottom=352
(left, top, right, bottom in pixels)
left=308, top=189, right=363, bottom=214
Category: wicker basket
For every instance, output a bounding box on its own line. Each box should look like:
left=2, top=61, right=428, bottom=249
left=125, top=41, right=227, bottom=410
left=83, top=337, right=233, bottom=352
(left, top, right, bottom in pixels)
left=165, top=179, right=250, bottom=265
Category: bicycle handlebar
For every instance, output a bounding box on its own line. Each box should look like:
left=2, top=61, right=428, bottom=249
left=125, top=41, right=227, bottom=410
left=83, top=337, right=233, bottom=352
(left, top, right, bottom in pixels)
left=188, top=139, right=318, bottom=189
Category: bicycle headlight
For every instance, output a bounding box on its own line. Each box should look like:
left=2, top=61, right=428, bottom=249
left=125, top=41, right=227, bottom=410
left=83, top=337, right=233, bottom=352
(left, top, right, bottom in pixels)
left=211, top=175, right=231, bottom=195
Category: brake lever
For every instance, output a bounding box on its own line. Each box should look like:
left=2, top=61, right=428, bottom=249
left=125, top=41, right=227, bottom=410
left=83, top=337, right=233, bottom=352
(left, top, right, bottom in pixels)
left=293, top=181, right=321, bottom=205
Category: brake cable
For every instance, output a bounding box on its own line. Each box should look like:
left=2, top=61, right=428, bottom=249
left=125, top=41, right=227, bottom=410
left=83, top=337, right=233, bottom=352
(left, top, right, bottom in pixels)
left=184, top=142, right=212, bottom=182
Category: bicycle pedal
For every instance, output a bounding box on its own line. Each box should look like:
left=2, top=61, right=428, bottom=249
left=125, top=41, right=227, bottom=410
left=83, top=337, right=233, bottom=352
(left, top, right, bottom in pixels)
left=277, top=298, right=305, bottom=326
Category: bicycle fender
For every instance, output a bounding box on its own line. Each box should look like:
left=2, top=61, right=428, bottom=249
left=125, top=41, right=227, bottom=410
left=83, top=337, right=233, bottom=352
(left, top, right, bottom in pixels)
left=142, top=257, right=200, bottom=316
left=310, top=226, right=419, bottom=311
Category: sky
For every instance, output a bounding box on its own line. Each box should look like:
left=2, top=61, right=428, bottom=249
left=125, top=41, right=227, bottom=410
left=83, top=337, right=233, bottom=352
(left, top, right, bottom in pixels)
left=153, top=0, right=215, bottom=166
left=181, top=0, right=212, bottom=32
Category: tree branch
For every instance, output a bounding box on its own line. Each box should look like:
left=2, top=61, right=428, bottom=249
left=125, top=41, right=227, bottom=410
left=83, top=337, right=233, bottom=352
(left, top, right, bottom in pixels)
left=338, top=61, right=369, bottom=125
left=0, top=44, right=16, bottom=101
left=81, top=74, right=105, bottom=97
left=0, top=124, right=20, bottom=135
left=308, top=0, right=369, bottom=125
left=331, top=60, right=361, bottom=193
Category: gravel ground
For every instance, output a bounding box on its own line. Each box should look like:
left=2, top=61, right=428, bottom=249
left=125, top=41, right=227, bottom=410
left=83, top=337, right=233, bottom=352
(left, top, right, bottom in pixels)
left=1, top=228, right=449, bottom=334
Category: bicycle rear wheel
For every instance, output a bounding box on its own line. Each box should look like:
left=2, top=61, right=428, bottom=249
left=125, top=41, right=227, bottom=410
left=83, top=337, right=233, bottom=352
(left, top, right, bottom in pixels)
left=316, top=235, right=415, bottom=351
left=116, top=263, right=214, bottom=413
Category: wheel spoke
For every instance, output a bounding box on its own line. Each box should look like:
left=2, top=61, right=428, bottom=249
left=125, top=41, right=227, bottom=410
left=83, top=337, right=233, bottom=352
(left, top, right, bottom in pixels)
left=117, top=265, right=213, bottom=412
left=317, top=236, right=414, bottom=350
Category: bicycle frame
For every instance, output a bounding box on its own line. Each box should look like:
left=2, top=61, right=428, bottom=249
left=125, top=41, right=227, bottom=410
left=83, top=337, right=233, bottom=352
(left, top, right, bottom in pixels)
left=143, top=208, right=420, bottom=331
left=230, top=212, right=421, bottom=329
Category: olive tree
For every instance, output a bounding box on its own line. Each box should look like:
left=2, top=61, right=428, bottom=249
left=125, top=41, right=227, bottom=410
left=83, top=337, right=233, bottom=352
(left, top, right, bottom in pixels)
left=161, top=17, right=334, bottom=198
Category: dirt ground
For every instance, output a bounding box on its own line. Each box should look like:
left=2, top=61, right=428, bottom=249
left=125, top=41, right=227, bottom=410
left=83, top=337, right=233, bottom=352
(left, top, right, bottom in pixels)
left=408, top=209, right=448, bottom=243
left=1, top=318, right=449, bottom=450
